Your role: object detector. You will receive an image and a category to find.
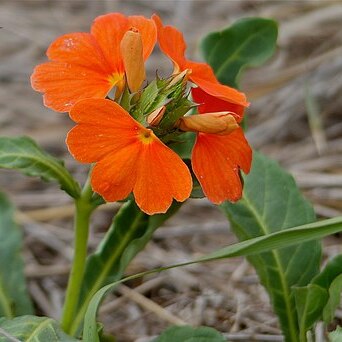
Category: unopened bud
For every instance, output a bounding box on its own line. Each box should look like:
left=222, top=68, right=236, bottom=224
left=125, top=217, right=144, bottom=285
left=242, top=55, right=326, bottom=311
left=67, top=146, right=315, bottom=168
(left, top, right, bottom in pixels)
left=167, top=69, right=191, bottom=89
left=120, top=28, right=146, bottom=93
left=147, top=106, right=166, bottom=126
left=177, top=112, right=238, bottom=135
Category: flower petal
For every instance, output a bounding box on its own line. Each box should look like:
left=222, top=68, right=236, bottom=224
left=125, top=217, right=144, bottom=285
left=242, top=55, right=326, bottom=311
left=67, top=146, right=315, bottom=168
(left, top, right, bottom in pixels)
left=91, top=13, right=156, bottom=73
left=192, top=87, right=245, bottom=123
left=134, top=138, right=192, bottom=214
left=187, top=61, right=249, bottom=107
left=152, top=14, right=186, bottom=70
left=91, top=143, right=140, bottom=202
left=153, top=15, right=248, bottom=107
left=66, top=98, right=141, bottom=162
left=91, top=13, right=128, bottom=73
left=192, top=128, right=252, bottom=204
left=31, top=62, right=112, bottom=112
left=128, top=16, right=157, bottom=60
left=46, top=32, right=112, bottom=74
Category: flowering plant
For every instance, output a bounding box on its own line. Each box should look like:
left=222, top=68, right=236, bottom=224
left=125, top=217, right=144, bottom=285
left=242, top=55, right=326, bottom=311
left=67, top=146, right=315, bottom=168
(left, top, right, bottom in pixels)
left=0, top=12, right=341, bottom=342
left=31, top=13, right=252, bottom=215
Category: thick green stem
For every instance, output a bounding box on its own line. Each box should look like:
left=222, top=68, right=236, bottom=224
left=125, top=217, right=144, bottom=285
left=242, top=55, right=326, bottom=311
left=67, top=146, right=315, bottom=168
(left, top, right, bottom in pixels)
left=61, top=176, right=94, bottom=334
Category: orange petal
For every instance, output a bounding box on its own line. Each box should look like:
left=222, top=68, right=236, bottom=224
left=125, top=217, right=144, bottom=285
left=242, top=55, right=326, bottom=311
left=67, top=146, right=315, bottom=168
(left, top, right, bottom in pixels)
left=91, top=13, right=156, bottom=73
left=67, top=124, right=128, bottom=163
left=192, top=128, right=252, bottom=204
left=91, top=13, right=128, bottom=73
left=46, top=32, right=112, bottom=74
left=134, top=137, right=192, bottom=214
left=186, top=61, right=249, bottom=107
left=152, top=14, right=186, bottom=71
left=192, top=87, right=245, bottom=123
left=128, top=16, right=157, bottom=60
left=31, top=62, right=112, bottom=112
left=67, top=98, right=192, bottom=214
left=91, top=143, right=140, bottom=202
left=67, top=98, right=141, bottom=162
left=152, top=14, right=248, bottom=107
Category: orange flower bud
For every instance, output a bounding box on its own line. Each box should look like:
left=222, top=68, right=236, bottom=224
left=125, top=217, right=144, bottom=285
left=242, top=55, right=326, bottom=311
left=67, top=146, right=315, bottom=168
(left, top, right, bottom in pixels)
left=147, top=106, right=166, bottom=126
left=177, top=112, right=239, bottom=135
left=120, top=28, right=146, bottom=93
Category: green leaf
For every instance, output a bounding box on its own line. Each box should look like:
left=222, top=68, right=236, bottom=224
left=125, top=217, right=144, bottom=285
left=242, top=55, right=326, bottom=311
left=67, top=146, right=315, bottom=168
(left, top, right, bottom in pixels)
left=154, top=326, right=226, bottom=342
left=323, top=274, right=342, bottom=324
left=201, top=17, right=278, bottom=87
left=83, top=215, right=342, bottom=342
left=221, top=152, right=321, bottom=342
left=0, top=136, right=80, bottom=198
left=293, top=254, right=342, bottom=337
left=0, top=315, right=78, bottom=341
left=293, top=284, right=328, bottom=340
left=70, top=200, right=181, bottom=335
left=329, top=327, right=342, bottom=342
left=0, top=192, right=33, bottom=318
left=169, top=132, right=195, bottom=160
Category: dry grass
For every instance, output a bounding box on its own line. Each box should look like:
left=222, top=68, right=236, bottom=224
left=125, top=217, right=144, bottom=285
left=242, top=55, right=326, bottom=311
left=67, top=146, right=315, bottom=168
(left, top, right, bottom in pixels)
left=0, top=1, right=341, bottom=341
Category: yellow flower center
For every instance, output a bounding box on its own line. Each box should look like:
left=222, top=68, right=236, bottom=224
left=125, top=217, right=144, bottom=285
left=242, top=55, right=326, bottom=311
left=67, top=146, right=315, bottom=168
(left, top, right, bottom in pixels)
left=138, top=128, right=155, bottom=144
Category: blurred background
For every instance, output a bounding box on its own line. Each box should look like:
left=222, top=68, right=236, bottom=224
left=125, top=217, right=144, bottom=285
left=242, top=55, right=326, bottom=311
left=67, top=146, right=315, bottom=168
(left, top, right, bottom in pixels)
left=0, top=1, right=341, bottom=341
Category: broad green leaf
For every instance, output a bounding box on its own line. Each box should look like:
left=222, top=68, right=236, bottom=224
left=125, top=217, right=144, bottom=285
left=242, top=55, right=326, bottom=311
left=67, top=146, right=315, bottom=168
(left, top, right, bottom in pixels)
left=70, top=200, right=181, bottom=335
left=0, top=136, right=80, bottom=198
left=201, top=17, right=278, bottom=87
left=0, top=192, right=33, bottom=317
left=154, top=326, right=226, bottom=342
left=294, top=254, right=342, bottom=337
left=329, top=327, right=342, bottom=342
left=221, top=152, right=322, bottom=342
left=0, top=315, right=78, bottom=341
left=83, top=215, right=342, bottom=342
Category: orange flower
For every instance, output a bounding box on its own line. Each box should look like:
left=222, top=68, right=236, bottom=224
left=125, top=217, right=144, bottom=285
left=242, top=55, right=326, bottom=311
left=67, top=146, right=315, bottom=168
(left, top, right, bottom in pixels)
left=152, top=14, right=248, bottom=107
left=190, top=88, right=252, bottom=204
left=152, top=15, right=252, bottom=204
left=31, top=13, right=156, bottom=112
left=66, top=98, right=192, bottom=215
left=152, top=15, right=252, bottom=203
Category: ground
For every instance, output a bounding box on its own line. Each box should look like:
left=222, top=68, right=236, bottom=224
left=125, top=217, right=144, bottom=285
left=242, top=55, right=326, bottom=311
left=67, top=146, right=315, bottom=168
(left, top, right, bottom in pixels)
left=0, top=1, right=341, bottom=341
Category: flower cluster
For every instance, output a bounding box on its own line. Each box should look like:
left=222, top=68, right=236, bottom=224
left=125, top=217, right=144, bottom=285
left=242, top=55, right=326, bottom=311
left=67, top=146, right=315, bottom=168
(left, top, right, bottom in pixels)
left=31, top=13, right=252, bottom=215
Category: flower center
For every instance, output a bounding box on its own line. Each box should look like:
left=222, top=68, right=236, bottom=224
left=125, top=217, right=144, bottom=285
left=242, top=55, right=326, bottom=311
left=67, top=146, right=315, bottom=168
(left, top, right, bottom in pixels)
left=138, top=128, right=155, bottom=144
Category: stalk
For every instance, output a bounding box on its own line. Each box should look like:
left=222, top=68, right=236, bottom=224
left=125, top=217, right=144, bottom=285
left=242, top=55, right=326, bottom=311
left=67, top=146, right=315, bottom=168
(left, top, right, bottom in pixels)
left=61, top=176, right=94, bottom=334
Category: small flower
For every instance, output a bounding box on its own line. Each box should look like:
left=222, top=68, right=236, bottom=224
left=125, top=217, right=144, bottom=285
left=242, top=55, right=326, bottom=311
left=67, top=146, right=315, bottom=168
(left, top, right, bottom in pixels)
left=152, top=15, right=252, bottom=203
left=181, top=87, right=252, bottom=204
left=31, top=13, right=156, bottom=112
left=66, top=98, right=192, bottom=215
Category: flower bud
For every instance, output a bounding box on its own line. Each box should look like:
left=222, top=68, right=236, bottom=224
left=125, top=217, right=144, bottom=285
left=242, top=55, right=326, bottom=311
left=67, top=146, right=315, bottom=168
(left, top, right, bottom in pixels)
left=167, top=69, right=191, bottom=89
left=177, top=112, right=238, bottom=135
left=147, top=106, right=166, bottom=126
left=120, top=28, right=146, bottom=93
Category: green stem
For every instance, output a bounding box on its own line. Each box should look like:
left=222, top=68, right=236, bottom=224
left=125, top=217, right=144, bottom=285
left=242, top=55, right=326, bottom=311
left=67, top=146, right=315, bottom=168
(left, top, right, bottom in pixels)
left=69, top=210, right=145, bottom=336
left=61, top=175, right=94, bottom=334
